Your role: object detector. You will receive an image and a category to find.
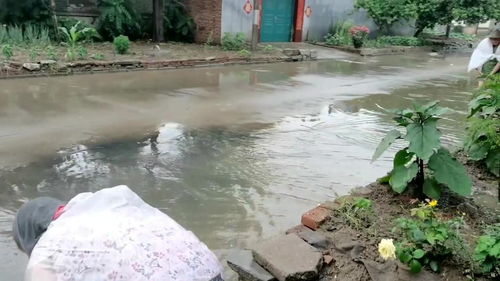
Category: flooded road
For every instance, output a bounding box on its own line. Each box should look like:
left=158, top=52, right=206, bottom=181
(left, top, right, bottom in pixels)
left=0, top=50, right=475, bottom=280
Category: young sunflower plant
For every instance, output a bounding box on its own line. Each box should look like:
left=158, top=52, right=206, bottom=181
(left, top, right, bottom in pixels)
left=372, top=101, right=472, bottom=199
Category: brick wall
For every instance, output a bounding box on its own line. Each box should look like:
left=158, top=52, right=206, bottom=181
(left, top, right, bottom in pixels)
left=185, top=0, right=223, bottom=43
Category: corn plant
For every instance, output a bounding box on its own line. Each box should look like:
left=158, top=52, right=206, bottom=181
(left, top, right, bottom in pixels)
left=372, top=101, right=472, bottom=199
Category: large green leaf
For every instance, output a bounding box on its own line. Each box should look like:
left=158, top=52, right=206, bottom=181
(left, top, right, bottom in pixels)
left=406, top=118, right=441, bottom=161
left=393, top=149, right=415, bottom=166
left=390, top=162, right=418, bottom=193
left=485, top=149, right=500, bottom=177
left=423, top=177, right=442, bottom=199
left=428, top=149, right=472, bottom=196
left=466, top=142, right=489, bottom=161
left=372, top=129, right=402, bottom=162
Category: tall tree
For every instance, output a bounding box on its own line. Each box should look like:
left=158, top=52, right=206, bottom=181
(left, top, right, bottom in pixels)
left=355, top=0, right=416, bottom=35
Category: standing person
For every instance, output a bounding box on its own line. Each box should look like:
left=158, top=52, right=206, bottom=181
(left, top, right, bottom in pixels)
left=468, top=29, right=500, bottom=75
left=13, top=185, right=224, bottom=281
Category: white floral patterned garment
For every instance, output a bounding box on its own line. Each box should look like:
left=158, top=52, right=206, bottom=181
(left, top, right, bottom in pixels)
left=26, top=185, right=223, bottom=281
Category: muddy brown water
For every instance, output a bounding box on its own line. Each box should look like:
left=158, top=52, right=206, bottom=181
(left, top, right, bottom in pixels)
left=0, top=52, right=476, bottom=280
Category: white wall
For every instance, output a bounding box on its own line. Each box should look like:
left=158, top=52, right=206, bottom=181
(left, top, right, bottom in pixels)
left=221, top=0, right=255, bottom=40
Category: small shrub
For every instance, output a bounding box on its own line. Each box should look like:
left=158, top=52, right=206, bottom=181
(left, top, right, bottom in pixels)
left=372, top=101, right=472, bottom=199
left=394, top=201, right=467, bottom=273
left=113, top=35, right=130, bottom=54
left=91, top=53, right=105, bottom=60
left=263, top=44, right=274, bottom=52
left=350, top=25, right=370, bottom=48
left=474, top=224, right=500, bottom=275
left=238, top=49, right=251, bottom=58
left=29, top=47, right=40, bottom=61
left=2, top=44, right=13, bottom=60
left=45, top=45, right=58, bottom=60
left=377, top=36, right=423, bottom=46
left=221, top=32, right=246, bottom=51
left=325, top=21, right=354, bottom=46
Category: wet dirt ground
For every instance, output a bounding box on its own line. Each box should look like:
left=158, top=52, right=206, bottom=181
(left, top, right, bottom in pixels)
left=0, top=49, right=479, bottom=280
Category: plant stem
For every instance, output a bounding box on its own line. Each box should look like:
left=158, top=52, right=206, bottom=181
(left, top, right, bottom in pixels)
left=417, top=158, right=425, bottom=198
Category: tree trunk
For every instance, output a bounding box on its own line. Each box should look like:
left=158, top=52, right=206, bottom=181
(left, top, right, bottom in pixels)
left=153, top=0, right=165, bottom=42
left=414, top=28, right=424, bottom=37
left=445, top=24, right=451, bottom=38
left=50, top=0, right=59, bottom=38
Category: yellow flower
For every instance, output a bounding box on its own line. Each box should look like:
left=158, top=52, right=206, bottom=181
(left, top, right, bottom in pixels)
left=378, top=239, right=396, bottom=261
left=428, top=200, right=438, bottom=207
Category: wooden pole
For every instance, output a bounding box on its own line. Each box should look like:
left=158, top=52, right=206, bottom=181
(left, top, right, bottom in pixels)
left=251, top=0, right=260, bottom=51
left=153, top=0, right=165, bottom=42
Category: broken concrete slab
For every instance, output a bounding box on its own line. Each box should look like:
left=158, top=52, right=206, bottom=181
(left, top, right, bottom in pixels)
left=227, top=249, right=277, bottom=281
left=22, top=63, right=40, bottom=71
left=253, top=234, right=322, bottom=281
left=285, top=225, right=328, bottom=249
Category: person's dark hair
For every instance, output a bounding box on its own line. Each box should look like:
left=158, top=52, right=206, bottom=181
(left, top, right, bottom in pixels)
left=12, top=197, right=63, bottom=256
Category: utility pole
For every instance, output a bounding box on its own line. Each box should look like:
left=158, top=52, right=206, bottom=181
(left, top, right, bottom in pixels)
left=153, top=0, right=165, bottom=42
left=251, top=0, right=260, bottom=51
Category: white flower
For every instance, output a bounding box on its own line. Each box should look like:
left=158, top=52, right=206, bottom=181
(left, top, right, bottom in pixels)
left=378, top=239, right=396, bottom=260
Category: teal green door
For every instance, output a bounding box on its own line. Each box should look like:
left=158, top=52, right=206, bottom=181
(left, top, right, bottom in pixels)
left=261, top=0, right=295, bottom=42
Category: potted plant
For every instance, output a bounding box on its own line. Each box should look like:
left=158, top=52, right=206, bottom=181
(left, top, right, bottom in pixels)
left=350, top=26, right=370, bottom=48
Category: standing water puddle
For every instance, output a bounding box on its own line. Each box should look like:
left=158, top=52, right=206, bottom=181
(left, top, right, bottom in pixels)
left=0, top=53, right=475, bottom=280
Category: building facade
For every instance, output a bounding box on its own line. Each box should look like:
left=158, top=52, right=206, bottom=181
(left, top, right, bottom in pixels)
left=186, top=0, right=413, bottom=44
left=52, top=0, right=414, bottom=43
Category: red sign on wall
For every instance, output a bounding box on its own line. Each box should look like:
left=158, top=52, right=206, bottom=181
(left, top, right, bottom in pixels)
left=243, top=0, right=253, bottom=14
left=305, top=6, right=312, bottom=17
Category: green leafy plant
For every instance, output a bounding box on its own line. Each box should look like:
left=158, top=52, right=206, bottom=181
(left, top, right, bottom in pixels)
left=97, top=0, right=141, bottom=40
left=350, top=26, right=370, bottom=48
left=377, top=36, right=424, bottom=46
left=45, top=45, right=58, bottom=60
left=23, top=24, right=51, bottom=46
left=59, top=22, right=97, bottom=61
left=2, top=44, right=14, bottom=60
left=91, top=53, right=105, bottom=60
left=59, top=18, right=100, bottom=42
left=263, top=44, right=274, bottom=52
left=324, top=21, right=354, bottom=46
left=58, top=22, right=97, bottom=48
left=335, top=197, right=374, bottom=230
left=474, top=224, right=500, bottom=275
left=1, top=44, right=13, bottom=60
left=29, top=47, right=40, bottom=61
left=113, top=35, right=130, bottom=54
left=163, top=0, right=196, bottom=42
left=238, top=49, right=251, bottom=58
left=372, top=101, right=472, bottom=199
left=464, top=76, right=500, bottom=176
left=76, top=45, right=88, bottom=60
left=221, top=32, right=247, bottom=51
left=394, top=202, right=466, bottom=273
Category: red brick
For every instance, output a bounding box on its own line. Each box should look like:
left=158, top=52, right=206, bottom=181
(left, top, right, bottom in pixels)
left=301, top=206, right=330, bottom=230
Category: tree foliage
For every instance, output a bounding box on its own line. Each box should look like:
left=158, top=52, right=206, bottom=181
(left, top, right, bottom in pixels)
left=356, top=0, right=500, bottom=36
left=354, top=0, right=416, bottom=34
left=0, top=0, right=53, bottom=27
left=97, top=0, right=141, bottom=40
